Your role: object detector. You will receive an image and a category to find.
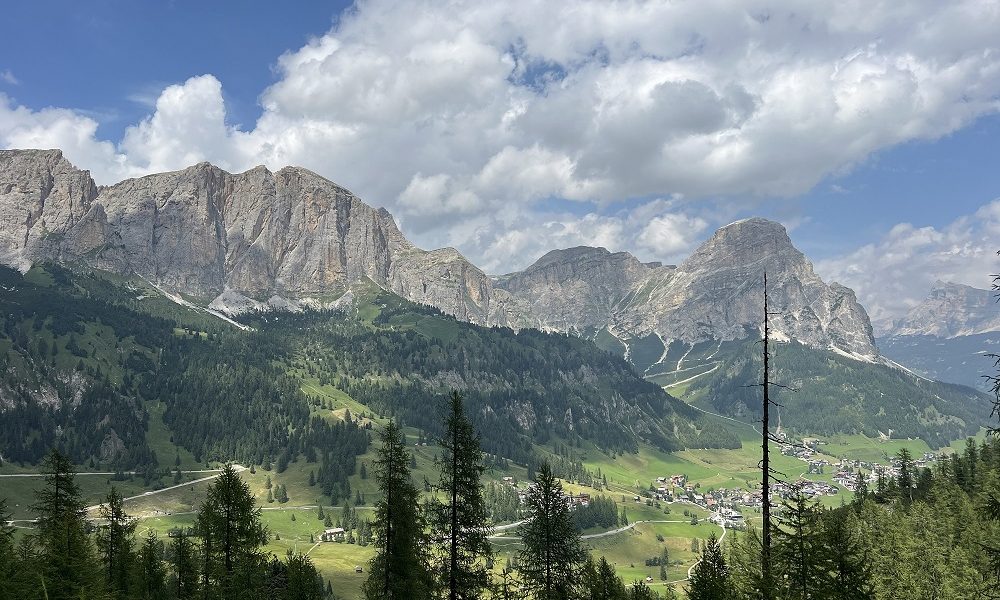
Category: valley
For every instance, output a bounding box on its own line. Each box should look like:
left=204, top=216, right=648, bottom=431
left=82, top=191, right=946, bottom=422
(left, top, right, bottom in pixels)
left=0, top=154, right=996, bottom=599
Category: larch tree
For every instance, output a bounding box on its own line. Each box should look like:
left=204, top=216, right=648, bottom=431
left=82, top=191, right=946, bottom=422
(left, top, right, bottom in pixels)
left=197, top=463, right=268, bottom=599
left=429, top=391, right=493, bottom=600
left=686, top=534, right=731, bottom=600
left=363, top=421, right=433, bottom=600
left=31, top=448, right=103, bottom=600
left=516, top=461, right=586, bottom=600
left=96, top=486, right=138, bottom=599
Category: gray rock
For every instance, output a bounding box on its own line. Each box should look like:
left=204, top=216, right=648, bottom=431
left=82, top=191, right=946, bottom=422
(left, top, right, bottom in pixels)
left=497, top=218, right=879, bottom=358
left=0, top=149, right=524, bottom=326
left=0, top=150, right=877, bottom=356
left=884, top=281, right=1000, bottom=338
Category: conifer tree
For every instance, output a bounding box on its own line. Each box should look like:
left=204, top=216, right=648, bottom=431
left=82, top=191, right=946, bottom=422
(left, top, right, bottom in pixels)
left=429, top=391, right=493, bottom=600
left=134, top=530, right=167, bottom=600
left=0, top=498, right=18, bottom=598
left=96, top=486, right=138, bottom=599
left=363, top=421, right=433, bottom=600
left=517, top=461, right=586, bottom=600
left=773, top=491, right=827, bottom=600
left=896, top=448, right=915, bottom=506
left=169, top=533, right=200, bottom=600
left=820, top=509, right=874, bottom=600
left=31, top=448, right=103, bottom=599
left=851, top=472, right=868, bottom=509
left=686, top=534, right=730, bottom=600
left=283, top=551, right=326, bottom=599
left=197, top=463, right=268, bottom=599
left=580, top=556, right=627, bottom=599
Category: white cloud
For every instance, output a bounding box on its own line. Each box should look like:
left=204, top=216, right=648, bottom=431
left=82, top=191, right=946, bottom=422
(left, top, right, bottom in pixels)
left=0, top=70, right=18, bottom=85
left=816, top=200, right=1000, bottom=326
left=0, top=94, right=129, bottom=182
left=1, top=0, right=999, bottom=273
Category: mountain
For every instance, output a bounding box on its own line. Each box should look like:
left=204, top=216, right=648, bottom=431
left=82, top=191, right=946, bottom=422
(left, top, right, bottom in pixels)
left=878, top=282, right=1000, bottom=390
left=883, top=281, right=1000, bottom=338
left=0, top=149, right=991, bottom=447
left=498, top=218, right=878, bottom=360
left=0, top=149, right=528, bottom=328
left=1, top=150, right=874, bottom=358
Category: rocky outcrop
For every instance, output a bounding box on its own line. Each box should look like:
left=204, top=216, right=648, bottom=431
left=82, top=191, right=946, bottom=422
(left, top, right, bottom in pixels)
left=497, top=218, right=879, bottom=358
left=884, top=281, right=1000, bottom=338
left=494, top=246, right=650, bottom=332
left=0, top=149, right=99, bottom=270
left=0, top=149, right=524, bottom=326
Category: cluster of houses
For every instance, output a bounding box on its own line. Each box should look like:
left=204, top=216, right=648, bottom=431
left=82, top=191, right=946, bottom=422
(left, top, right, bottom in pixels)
left=709, top=507, right=746, bottom=529
left=500, top=475, right=592, bottom=509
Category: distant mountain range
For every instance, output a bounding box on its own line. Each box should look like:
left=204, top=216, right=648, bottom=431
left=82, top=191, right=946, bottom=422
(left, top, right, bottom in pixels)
left=0, top=148, right=991, bottom=447
left=878, top=281, right=1000, bottom=390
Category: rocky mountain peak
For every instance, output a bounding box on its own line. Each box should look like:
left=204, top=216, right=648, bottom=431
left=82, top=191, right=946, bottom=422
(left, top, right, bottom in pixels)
left=885, top=281, right=1000, bottom=338
left=0, top=149, right=881, bottom=359
left=0, top=149, right=522, bottom=327
left=608, top=217, right=878, bottom=358
left=494, top=245, right=649, bottom=333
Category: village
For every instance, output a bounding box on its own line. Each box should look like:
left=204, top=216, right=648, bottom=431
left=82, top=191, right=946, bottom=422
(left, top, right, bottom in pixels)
left=444, top=436, right=945, bottom=538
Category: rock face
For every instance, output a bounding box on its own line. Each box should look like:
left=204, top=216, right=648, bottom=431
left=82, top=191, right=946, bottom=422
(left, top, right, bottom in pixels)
left=495, top=246, right=650, bottom=332
left=496, top=218, right=879, bottom=358
left=0, top=150, right=878, bottom=356
left=884, top=282, right=1000, bottom=338
left=0, top=149, right=526, bottom=327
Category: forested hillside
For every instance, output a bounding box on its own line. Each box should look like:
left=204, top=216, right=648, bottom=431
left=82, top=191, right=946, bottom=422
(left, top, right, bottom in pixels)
left=0, top=264, right=733, bottom=478
left=685, top=340, right=991, bottom=447
left=242, top=290, right=740, bottom=466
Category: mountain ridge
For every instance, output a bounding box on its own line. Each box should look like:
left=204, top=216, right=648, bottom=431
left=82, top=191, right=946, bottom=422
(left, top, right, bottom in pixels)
left=884, top=280, right=1000, bottom=338
left=496, top=217, right=879, bottom=360
left=1, top=149, right=875, bottom=358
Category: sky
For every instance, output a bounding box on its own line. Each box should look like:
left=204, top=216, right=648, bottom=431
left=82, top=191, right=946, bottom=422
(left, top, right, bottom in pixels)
left=2, top=0, right=1000, bottom=327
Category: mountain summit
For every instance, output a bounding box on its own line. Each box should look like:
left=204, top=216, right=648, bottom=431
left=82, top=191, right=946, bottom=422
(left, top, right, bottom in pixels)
left=498, top=217, right=878, bottom=359
left=0, top=149, right=526, bottom=328
left=885, top=281, right=1000, bottom=338
left=0, top=149, right=876, bottom=357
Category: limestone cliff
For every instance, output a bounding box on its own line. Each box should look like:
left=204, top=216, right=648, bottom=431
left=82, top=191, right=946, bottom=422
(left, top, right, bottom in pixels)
left=0, top=149, right=524, bottom=326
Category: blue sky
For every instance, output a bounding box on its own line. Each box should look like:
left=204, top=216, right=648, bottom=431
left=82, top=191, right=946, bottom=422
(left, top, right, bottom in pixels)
left=0, top=1, right=347, bottom=138
left=2, top=0, right=999, bottom=322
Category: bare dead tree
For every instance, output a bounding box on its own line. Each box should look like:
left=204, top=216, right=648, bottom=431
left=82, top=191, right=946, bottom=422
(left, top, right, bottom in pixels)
left=744, top=272, right=800, bottom=599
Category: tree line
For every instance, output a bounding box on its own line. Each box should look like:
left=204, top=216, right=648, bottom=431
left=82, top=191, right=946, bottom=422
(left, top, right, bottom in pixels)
left=0, top=451, right=328, bottom=600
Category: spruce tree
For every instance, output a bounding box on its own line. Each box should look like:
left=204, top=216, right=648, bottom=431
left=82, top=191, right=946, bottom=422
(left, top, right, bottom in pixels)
left=31, top=448, right=103, bottom=599
left=820, top=509, right=874, bottom=600
left=773, top=491, right=827, bottom=600
left=96, top=486, right=138, bottom=599
left=197, top=463, right=268, bottom=599
left=516, top=461, right=586, bottom=600
left=686, top=534, right=730, bottom=600
left=169, top=533, right=200, bottom=599
left=363, top=421, right=433, bottom=600
left=429, top=391, right=493, bottom=600
left=134, top=530, right=167, bottom=600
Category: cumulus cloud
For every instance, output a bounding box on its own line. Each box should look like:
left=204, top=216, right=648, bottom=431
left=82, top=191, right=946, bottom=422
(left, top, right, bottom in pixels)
left=816, top=200, right=1000, bottom=327
left=1, top=0, right=999, bottom=272
left=0, top=94, right=129, bottom=182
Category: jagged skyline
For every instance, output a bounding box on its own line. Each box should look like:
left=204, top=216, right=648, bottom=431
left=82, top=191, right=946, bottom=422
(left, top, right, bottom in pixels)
left=1, top=1, right=999, bottom=322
